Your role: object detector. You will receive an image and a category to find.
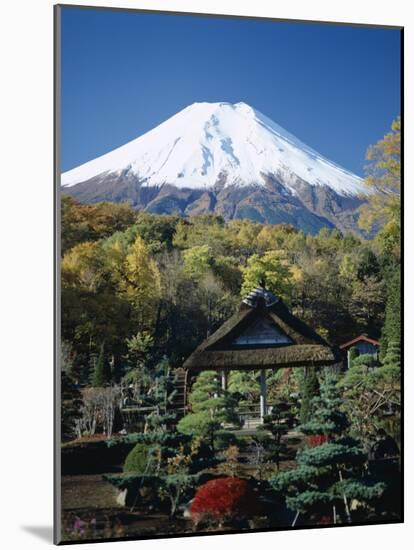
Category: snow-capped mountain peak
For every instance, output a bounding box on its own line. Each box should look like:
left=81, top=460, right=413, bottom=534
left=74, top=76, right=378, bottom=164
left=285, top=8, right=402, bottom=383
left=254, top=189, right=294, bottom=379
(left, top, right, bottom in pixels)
left=61, top=101, right=365, bottom=197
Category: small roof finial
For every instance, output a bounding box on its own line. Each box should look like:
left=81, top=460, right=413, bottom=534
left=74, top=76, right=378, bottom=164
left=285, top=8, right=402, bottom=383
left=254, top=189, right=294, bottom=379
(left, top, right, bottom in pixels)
left=242, top=286, right=279, bottom=308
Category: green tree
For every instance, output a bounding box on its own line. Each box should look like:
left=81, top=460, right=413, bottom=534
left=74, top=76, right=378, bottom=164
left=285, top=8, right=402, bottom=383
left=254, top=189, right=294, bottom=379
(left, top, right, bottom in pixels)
left=359, top=117, right=401, bottom=259
left=381, top=266, right=401, bottom=360
left=183, top=245, right=214, bottom=280
left=91, top=344, right=111, bottom=387
left=359, top=117, right=400, bottom=228
left=119, top=235, right=161, bottom=327
left=123, top=442, right=162, bottom=475
left=228, top=371, right=259, bottom=403
left=213, top=255, right=242, bottom=293
left=272, top=374, right=385, bottom=525
left=61, top=196, right=136, bottom=254
left=338, top=354, right=400, bottom=449
left=383, top=340, right=401, bottom=369
left=349, top=276, right=384, bottom=334
left=177, top=371, right=240, bottom=447
left=62, top=241, right=105, bottom=292
left=133, top=212, right=179, bottom=253
left=299, top=368, right=320, bottom=424
left=61, top=346, right=83, bottom=441
left=258, top=398, right=296, bottom=469
left=241, top=250, right=293, bottom=300
left=197, top=274, right=238, bottom=337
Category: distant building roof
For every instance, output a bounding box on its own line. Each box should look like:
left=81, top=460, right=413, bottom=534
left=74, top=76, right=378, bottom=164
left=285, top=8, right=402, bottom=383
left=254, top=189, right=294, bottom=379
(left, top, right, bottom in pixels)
left=184, top=287, right=340, bottom=372
left=339, top=334, right=380, bottom=350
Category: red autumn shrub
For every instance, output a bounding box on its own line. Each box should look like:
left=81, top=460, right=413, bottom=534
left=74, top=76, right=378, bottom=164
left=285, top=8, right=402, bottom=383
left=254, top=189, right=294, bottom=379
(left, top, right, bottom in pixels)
left=190, top=477, right=260, bottom=525
left=306, top=434, right=328, bottom=447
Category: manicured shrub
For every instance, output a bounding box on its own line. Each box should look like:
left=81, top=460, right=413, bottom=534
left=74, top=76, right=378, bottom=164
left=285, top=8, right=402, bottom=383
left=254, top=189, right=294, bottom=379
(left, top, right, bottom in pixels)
left=214, top=430, right=240, bottom=451
left=190, top=477, right=260, bottom=526
left=177, top=411, right=220, bottom=438
left=177, top=372, right=241, bottom=445
left=123, top=443, right=160, bottom=474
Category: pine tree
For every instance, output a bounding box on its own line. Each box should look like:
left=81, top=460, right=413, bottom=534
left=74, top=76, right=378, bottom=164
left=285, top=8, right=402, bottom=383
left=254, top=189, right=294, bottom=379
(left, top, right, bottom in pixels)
left=381, top=339, right=401, bottom=391
left=177, top=371, right=240, bottom=447
left=380, top=266, right=401, bottom=361
left=272, top=374, right=385, bottom=526
left=258, top=398, right=296, bottom=469
left=299, top=367, right=320, bottom=423
left=91, top=344, right=111, bottom=387
left=383, top=340, right=401, bottom=368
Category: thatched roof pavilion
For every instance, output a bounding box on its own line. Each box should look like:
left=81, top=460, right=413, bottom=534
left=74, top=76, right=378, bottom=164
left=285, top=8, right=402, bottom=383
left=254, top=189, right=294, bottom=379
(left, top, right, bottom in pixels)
left=184, top=287, right=339, bottom=372
left=184, top=287, right=339, bottom=421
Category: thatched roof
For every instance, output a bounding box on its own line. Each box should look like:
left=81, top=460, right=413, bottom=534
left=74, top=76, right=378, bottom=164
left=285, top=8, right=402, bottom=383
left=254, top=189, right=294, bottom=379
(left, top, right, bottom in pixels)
left=184, top=287, right=339, bottom=372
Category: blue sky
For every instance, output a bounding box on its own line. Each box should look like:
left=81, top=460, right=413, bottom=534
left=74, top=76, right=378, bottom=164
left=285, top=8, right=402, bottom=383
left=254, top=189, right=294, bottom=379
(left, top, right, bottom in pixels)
left=60, top=7, right=401, bottom=176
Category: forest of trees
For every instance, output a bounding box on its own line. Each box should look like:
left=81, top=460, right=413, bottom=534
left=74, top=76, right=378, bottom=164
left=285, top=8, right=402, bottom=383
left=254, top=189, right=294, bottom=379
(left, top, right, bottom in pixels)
left=62, top=209, right=399, bottom=378
left=61, top=202, right=390, bottom=377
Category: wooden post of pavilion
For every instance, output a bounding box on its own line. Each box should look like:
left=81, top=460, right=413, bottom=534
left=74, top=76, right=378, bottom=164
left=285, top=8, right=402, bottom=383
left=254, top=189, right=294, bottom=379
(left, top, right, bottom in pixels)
left=259, top=369, right=267, bottom=422
left=221, top=370, right=228, bottom=391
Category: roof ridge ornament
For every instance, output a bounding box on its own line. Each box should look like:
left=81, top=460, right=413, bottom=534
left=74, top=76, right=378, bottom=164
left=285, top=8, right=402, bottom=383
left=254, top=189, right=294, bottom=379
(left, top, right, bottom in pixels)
left=242, top=286, right=279, bottom=308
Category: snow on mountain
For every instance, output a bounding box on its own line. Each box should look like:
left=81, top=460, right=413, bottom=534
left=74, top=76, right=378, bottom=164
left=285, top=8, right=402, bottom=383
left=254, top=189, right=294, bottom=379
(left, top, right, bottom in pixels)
left=61, top=101, right=365, bottom=197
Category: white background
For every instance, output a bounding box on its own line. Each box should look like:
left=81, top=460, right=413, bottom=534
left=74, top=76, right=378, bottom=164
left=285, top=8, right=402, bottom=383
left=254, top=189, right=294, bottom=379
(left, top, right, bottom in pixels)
left=0, top=0, right=411, bottom=548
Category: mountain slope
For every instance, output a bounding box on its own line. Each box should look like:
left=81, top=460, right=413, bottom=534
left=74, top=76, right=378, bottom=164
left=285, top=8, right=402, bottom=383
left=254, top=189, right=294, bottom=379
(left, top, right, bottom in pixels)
left=62, top=101, right=367, bottom=234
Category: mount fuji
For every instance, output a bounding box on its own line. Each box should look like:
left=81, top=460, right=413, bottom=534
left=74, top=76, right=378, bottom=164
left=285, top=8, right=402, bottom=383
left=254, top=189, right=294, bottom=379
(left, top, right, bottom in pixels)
left=62, top=101, right=368, bottom=234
